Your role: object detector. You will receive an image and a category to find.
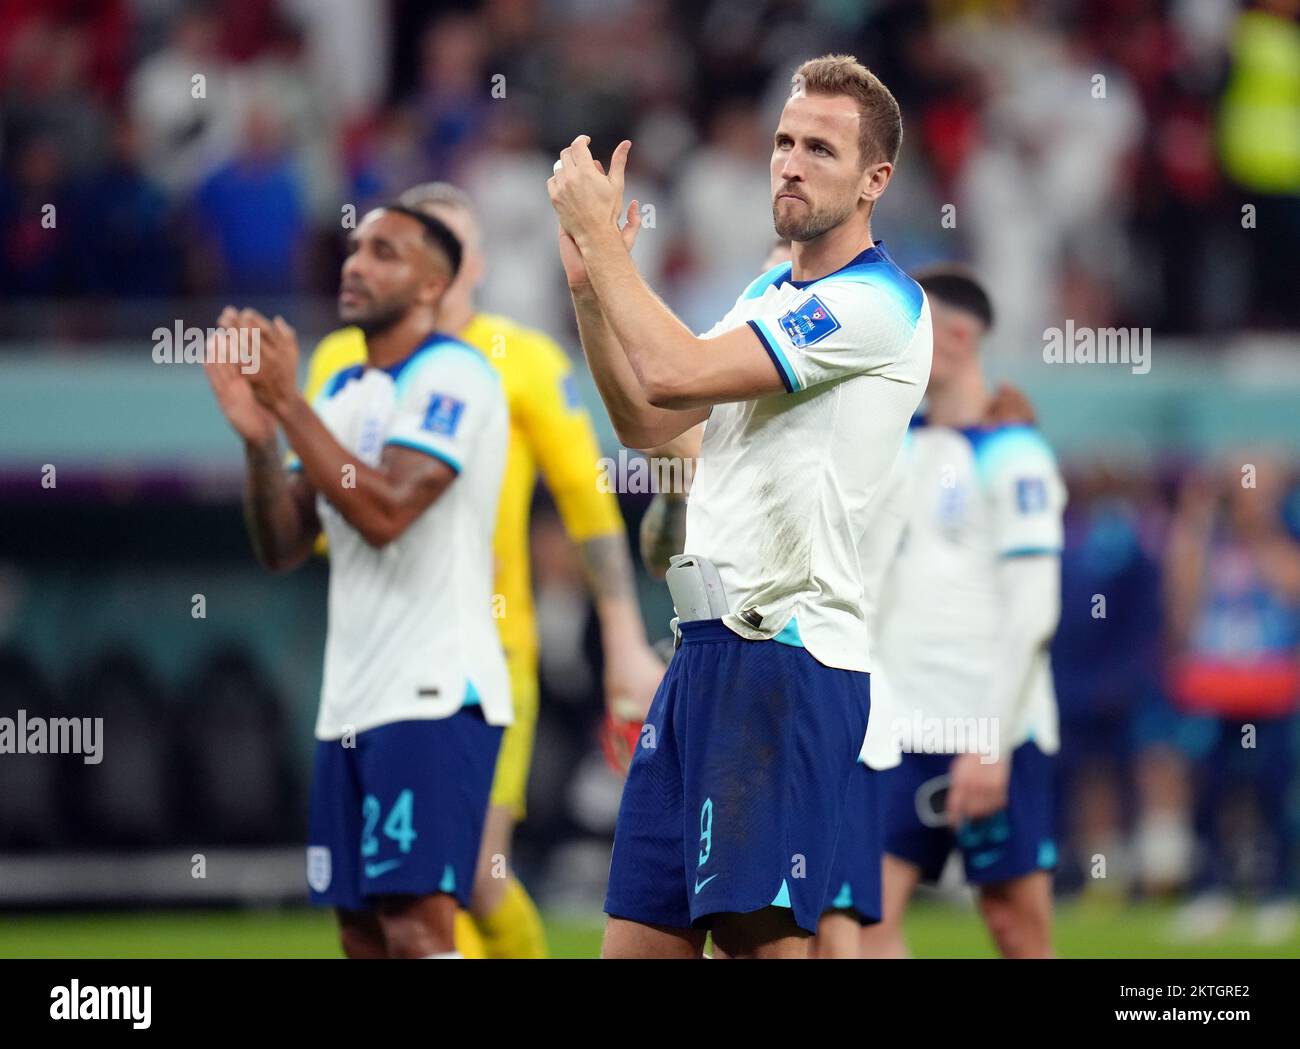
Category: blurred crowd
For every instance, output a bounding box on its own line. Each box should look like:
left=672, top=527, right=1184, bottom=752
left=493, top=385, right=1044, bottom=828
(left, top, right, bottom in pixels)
left=1054, top=458, right=1300, bottom=940
left=3, top=0, right=1299, bottom=348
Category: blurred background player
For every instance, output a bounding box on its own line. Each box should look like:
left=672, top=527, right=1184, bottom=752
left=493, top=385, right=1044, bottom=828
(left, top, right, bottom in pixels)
left=861, top=267, right=1067, bottom=959
left=1163, top=457, right=1300, bottom=943
left=551, top=54, right=931, bottom=958
left=204, top=205, right=509, bottom=957
left=302, top=182, right=664, bottom=958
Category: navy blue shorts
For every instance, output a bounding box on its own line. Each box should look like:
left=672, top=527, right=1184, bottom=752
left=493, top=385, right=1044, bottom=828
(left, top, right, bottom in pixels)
left=306, top=710, right=503, bottom=910
left=604, top=618, right=872, bottom=935
left=882, top=742, right=1057, bottom=886
left=822, top=759, right=883, bottom=924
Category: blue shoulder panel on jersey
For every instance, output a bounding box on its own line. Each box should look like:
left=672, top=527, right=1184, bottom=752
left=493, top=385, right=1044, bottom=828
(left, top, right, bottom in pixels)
left=742, top=261, right=794, bottom=300
left=967, top=424, right=1057, bottom=487
left=818, top=254, right=925, bottom=328
left=783, top=243, right=925, bottom=328
left=323, top=364, right=366, bottom=400
left=385, top=332, right=499, bottom=398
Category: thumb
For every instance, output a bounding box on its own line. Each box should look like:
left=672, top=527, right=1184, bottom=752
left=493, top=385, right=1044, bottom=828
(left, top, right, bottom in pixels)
left=621, top=200, right=642, bottom=251
left=609, top=139, right=632, bottom=196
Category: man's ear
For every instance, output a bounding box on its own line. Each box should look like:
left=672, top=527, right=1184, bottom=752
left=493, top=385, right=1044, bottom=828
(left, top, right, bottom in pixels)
left=861, top=161, right=893, bottom=204
left=418, top=271, right=451, bottom=308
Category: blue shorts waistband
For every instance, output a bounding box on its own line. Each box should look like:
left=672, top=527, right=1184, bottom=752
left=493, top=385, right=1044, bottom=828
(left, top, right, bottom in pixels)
left=677, top=618, right=742, bottom=644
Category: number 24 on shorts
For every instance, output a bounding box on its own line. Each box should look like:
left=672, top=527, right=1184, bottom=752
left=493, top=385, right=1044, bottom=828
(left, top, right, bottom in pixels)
left=361, top=789, right=418, bottom=857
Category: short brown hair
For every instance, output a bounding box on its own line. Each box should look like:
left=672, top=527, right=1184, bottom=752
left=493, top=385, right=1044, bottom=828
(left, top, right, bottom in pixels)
left=792, top=54, right=902, bottom=167
left=398, top=181, right=474, bottom=215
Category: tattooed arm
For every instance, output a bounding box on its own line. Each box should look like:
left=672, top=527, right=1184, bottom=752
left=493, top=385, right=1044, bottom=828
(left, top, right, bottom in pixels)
left=639, top=493, right=688, bottom=580
left=576, top=532, right=666, bottom=720
left=243, top=440, right=321, bottom=573
left=203, top=316, right=321, bottom=574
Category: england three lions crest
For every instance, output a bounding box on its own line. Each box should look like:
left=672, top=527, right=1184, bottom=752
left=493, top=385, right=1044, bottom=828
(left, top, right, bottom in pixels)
left=306, top=846, right=332, bottom=893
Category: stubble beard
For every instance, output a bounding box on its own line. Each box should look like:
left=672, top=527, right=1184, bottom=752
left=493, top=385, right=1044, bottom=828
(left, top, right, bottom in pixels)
left=772, top=193, right=856, bottom=242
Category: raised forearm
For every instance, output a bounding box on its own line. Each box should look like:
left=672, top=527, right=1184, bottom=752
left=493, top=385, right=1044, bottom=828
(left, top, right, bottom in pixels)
left=571, top=285, right=701, bottom=448
left=243, top=439, right=317, bottom=572
left=275, top=394, right=418, bottom=548
left=576, top=229, right=700, bottom=409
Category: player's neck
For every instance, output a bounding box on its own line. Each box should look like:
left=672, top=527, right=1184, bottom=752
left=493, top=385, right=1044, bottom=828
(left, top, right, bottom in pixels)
left=364, top=314, right=438, bottom=371
left=927, top=368, right=990, bottom=429
left=435, top=292, right=475, bottom=336
left=789, top=221, right=875, bottom=283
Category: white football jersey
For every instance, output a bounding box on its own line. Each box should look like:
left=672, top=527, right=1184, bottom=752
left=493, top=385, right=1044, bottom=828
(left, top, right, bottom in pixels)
left=684, top=243, right=932, bottom=673
left=294, top=334, right=511, bottom=739
left=877, top=421, right=1067, bottom=754
left=855, top=437, right=913, bottom=770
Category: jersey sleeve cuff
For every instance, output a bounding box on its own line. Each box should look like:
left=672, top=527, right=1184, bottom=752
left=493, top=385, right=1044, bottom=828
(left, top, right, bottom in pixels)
left=746, top=319, right=801, bottom=393
left=383, top=437, right=462, bottom=474
left=999, top=545, right=1062, bottom=558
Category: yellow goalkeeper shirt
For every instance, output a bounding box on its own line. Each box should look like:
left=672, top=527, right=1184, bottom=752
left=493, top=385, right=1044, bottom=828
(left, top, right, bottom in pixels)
left=303, top=313, right=625, bottom=661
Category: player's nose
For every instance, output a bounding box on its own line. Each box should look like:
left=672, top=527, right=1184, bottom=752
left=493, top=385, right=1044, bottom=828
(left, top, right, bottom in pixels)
left=340, top=250, right=367, bottom=282
left=777, top=152, right=804, bottom=182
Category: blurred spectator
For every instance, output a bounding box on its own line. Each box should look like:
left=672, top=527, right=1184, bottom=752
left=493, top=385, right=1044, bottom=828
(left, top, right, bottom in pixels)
left=1163, top=458, right=1300, bottom=943
left=460, top=109, right=568, bottom=334
left=408, top=13, right=494, bottom=178
left=71, top=117, right=179, bottom=296
left=192, top=106, right=306, bottom=294
left=950, top=16, right=1144, bottom=355
left=1, top=15, right=112, bottom=176
left=0, top=136, right=73, bottom=295
left=127, top=5, right=240, bottom=194
left=0, top=0, right=1287, bottom=344
left=1052, top=468, right=1165, bottom=897
left=1216, top=1, right=1300, bottom=328
left=232, top=17, right=342, bottom=224
left=282, top=0, right=389, bottom=126
left=671, top=99, right=774, bottom=330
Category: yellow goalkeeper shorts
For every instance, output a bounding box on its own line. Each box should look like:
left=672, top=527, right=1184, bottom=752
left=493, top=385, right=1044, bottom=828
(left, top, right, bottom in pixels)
left=489, top=651, right=540, bottom=820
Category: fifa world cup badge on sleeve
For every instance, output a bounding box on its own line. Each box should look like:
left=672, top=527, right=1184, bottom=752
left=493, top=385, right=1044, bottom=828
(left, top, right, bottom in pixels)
left=422, top=393, right=465, bottom=436
left=779, top=294, right=840, bottom=348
